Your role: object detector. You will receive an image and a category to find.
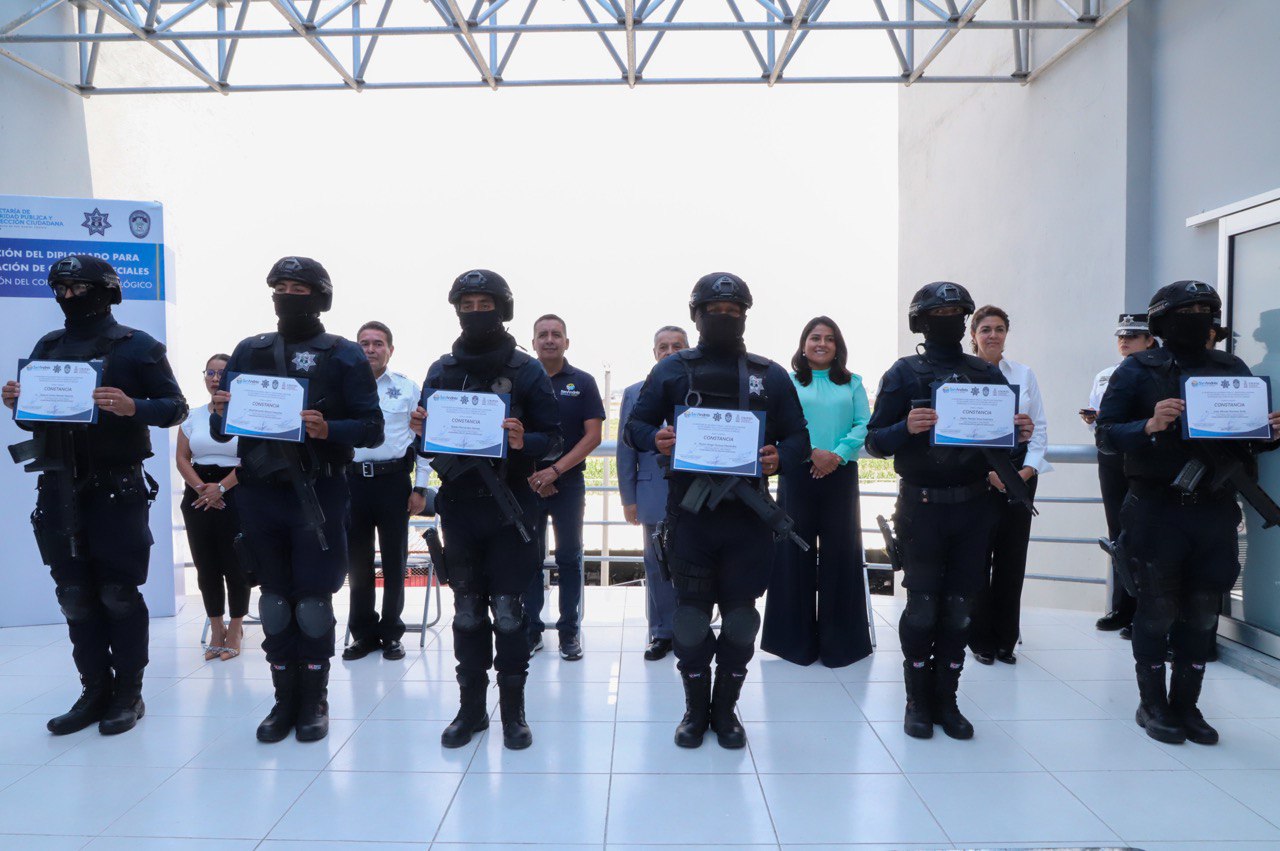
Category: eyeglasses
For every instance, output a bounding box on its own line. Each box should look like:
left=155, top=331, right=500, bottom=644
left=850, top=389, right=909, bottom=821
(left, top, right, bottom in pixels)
left=51, top=282, right=91, bottom=298
left=204, top=369, right=225, bottom=378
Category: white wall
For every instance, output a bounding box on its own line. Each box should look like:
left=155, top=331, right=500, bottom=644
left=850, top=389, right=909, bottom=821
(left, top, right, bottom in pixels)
left=897, top=4, right=1134, bottom=610
left=897, top=0, right=1280, bottom=611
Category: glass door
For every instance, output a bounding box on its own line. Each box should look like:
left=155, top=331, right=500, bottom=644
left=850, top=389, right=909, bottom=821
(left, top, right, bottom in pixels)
left=1221, top=200, right=1280, bottom=657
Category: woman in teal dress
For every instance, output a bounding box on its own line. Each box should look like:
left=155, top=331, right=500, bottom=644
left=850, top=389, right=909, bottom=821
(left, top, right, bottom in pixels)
left=762, top=316, right=873, bottom=667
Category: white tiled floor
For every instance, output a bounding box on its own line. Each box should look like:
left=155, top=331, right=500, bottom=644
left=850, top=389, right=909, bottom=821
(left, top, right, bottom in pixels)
left=2, top=587, right=1280, bottom=849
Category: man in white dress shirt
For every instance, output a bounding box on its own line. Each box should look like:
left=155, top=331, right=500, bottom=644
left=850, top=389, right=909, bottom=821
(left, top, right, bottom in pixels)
left=343, top=321, right=430, bottom=661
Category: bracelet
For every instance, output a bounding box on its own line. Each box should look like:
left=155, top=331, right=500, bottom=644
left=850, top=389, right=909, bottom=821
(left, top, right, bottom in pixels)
left=551, top=464, right=562, bottom=476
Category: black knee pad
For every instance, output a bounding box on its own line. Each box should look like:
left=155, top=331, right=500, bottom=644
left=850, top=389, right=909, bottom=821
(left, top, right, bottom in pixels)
left=295, top=596, right=335, bottom=639
left=56, top=585, right=96, bottom=623
left=258, top=592, right=292, bottom=635
left=1136, top=594, right=1178, bottom=639
left=99, top=584, right=144, bottom=619
left=1181, top=590, right=1220, bottom=632
left=719, top=605, right=761, bottom=648
left=453, top=593, right=489, bottom=633
left=940, top=594, right=975, bottom=632
left=902, top=592, right=939, bottom=633
left=490, top=594, right=524, bottom=635
left=672, top=605, right=712, bottom=648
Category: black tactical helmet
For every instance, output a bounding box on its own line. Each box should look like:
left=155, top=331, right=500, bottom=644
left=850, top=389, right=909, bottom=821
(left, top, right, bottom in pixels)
left=266, top=256, right=333, bottom=311
left=688, top=273, right=753, bottom=320
left=908, top=281, right=975, bottom=333
left=47, top=254, right=122, bottom=305
left=1147, top=280, right=1221, bottom=334
left=448, top=269, right=514, bottom=321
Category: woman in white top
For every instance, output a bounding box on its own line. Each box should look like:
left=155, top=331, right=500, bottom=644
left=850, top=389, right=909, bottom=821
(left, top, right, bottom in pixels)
left=966, top=306, right=1053, bottom=664
left=176, top=354, right=248, bottom=661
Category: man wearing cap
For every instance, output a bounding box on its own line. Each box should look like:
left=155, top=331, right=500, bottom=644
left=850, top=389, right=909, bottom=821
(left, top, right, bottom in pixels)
left=1082, top=313, right=1155, bottom=637
left=210, top=256, right=383, bottom=743
left=4, top=255, right=188, bottom=736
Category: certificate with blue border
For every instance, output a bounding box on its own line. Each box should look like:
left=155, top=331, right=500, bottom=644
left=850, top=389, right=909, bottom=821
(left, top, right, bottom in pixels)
left=1182, top=374, right=1273, bottom=440
left=14, top=358, right=103, bottom=425
left=671, top=406, right=765, bottom=477
left=221, top=372, right=308, bottom=443
left=420, top=389, right=510, bottom=459
left=931, top=382, right=1019, bottom=449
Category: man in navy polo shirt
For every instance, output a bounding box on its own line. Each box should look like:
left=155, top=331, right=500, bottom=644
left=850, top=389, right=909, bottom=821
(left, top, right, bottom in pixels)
left=524, top=314, right=605, bottom=661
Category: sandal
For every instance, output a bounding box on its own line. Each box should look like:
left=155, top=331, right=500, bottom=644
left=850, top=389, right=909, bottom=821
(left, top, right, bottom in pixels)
left=220, top=620, right=244, bottom=661
left=205, top=618, right=227, bottom=661
left=203, top=645, right=223, bottom=661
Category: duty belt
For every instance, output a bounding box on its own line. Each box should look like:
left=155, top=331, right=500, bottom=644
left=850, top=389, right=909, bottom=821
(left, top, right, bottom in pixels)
left=348, top=457, right=412, bottom=478
left=898, top=480, right=989, bottom=505
left=1129, top=479, right=1234, bottom=506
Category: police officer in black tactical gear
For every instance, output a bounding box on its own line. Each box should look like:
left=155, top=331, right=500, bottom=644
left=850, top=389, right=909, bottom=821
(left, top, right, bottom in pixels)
left=1096, top=281, right=1280, bottom=746
left=866, top=282, right=1035, bottom=741
left=210, top=256, right=383, bottom=744
left=624, top=273, right=810, bottom=750
left=409, top=269, right=561, bottom=751
left=4, top=255, right=187, bottom=737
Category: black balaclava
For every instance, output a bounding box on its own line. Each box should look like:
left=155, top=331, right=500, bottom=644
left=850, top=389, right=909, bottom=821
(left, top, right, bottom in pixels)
left=1162, top=312, right=1215, bottom=360
left=458, top=309, right=506, bottom=348
left=59, top=287, right=114, bottom=325
left=922, top=313, right=968, bottom=347
left=273, top=292, right=325, bottom=342
left=698, top=311, right=747, bottom=353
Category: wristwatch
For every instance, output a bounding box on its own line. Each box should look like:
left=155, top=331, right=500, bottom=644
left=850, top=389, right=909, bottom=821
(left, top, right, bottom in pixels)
left=217, top=483, right=227, bottom=494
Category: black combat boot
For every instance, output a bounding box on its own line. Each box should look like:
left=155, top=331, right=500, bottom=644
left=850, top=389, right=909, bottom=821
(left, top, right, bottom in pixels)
left=496, top=672, right=532, bottom=750
left=709, top=669, right=747, bottom=750
left=675, top=667, right=712, bottom=748
left=1169, top=662, right=1218, bottom=745
left=902, top=660, right=933, bottom=739
left=932, top=659, right=974, bottom=740
left=294, top=662, right=331, bottom=742
left=441, top=671, right=490, bottom=748
left=48, top=671, right=113, bottom=735
left=257, top=663, right=298, bottom=743
left=1135, top=662, right=1186, bottom=744
left=98, top=670, right=145, bottom=735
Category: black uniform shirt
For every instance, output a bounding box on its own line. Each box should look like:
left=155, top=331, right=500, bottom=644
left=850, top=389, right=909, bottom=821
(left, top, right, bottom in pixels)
left=865, top=340, right=1013, bottom=487
left=1095, top=346, right=1275, bottom=485
left=211, top=329, right=384, bottom=465
left=624, top=343, right=809, bottom=505
left=421, top=350, right=562, bottom=488
left=537, top=360, right=605, bottom=482
left=19, top=312, right=188, bottom=468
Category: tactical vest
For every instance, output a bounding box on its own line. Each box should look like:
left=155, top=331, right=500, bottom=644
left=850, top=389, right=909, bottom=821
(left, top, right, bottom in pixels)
left=35, top=323, right=151, bottom=467
left=898, top=351, right=1016, bottom=483
left=434, top=349, right=531, bottom=420
left=1124, top=348, right=1256, bottom=483
left=676, top=348, right=771, bottom=414
left=240, top=331, right=340, bottom=403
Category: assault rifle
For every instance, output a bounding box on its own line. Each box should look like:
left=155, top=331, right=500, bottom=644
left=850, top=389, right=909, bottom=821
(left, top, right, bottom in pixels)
left=679, top=473, right=810, bottom=552
left=430, top=454, right=531, bottom=543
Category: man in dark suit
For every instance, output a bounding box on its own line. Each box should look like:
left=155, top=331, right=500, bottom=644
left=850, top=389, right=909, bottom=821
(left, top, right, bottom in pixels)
left=618, top=325, right=688, bottom=660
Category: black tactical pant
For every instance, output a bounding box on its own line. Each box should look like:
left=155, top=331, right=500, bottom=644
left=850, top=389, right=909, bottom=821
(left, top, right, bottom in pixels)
left=1098, top=453, right=1137, bottom=618
left=1119, top=489, right=1239, bottom=666
left=237, top=474, right=351, bottom=664
left=438, top=486, right=542, bottom=677
left=894, top=493, right=1000, bottom=665
left=346, top=470, right=410, bottom=644
left=41, top=469, right=153, bottom=677
left=666, top=501, right=773, bottom=676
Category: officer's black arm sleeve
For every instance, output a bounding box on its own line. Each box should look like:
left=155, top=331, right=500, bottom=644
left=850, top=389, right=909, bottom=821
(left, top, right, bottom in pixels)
left=624, top=366, right=668, bottom=453
left=1095, top=363, right=1151, bottom=455
left=865, top=366, right=911, bottom=458
left=515, top=365, right=562, bottom=462
left=208, top=343, right=246, bottom=443
left=129, top=339, right=188, bottom=428
left=325, top=350, right=384, bottom=448
left=768, top=365, right=810, bottom=475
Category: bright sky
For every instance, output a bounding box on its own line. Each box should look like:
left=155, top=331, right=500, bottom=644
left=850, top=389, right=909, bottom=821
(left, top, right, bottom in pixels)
left=82, top=14, right=899, bottom=410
